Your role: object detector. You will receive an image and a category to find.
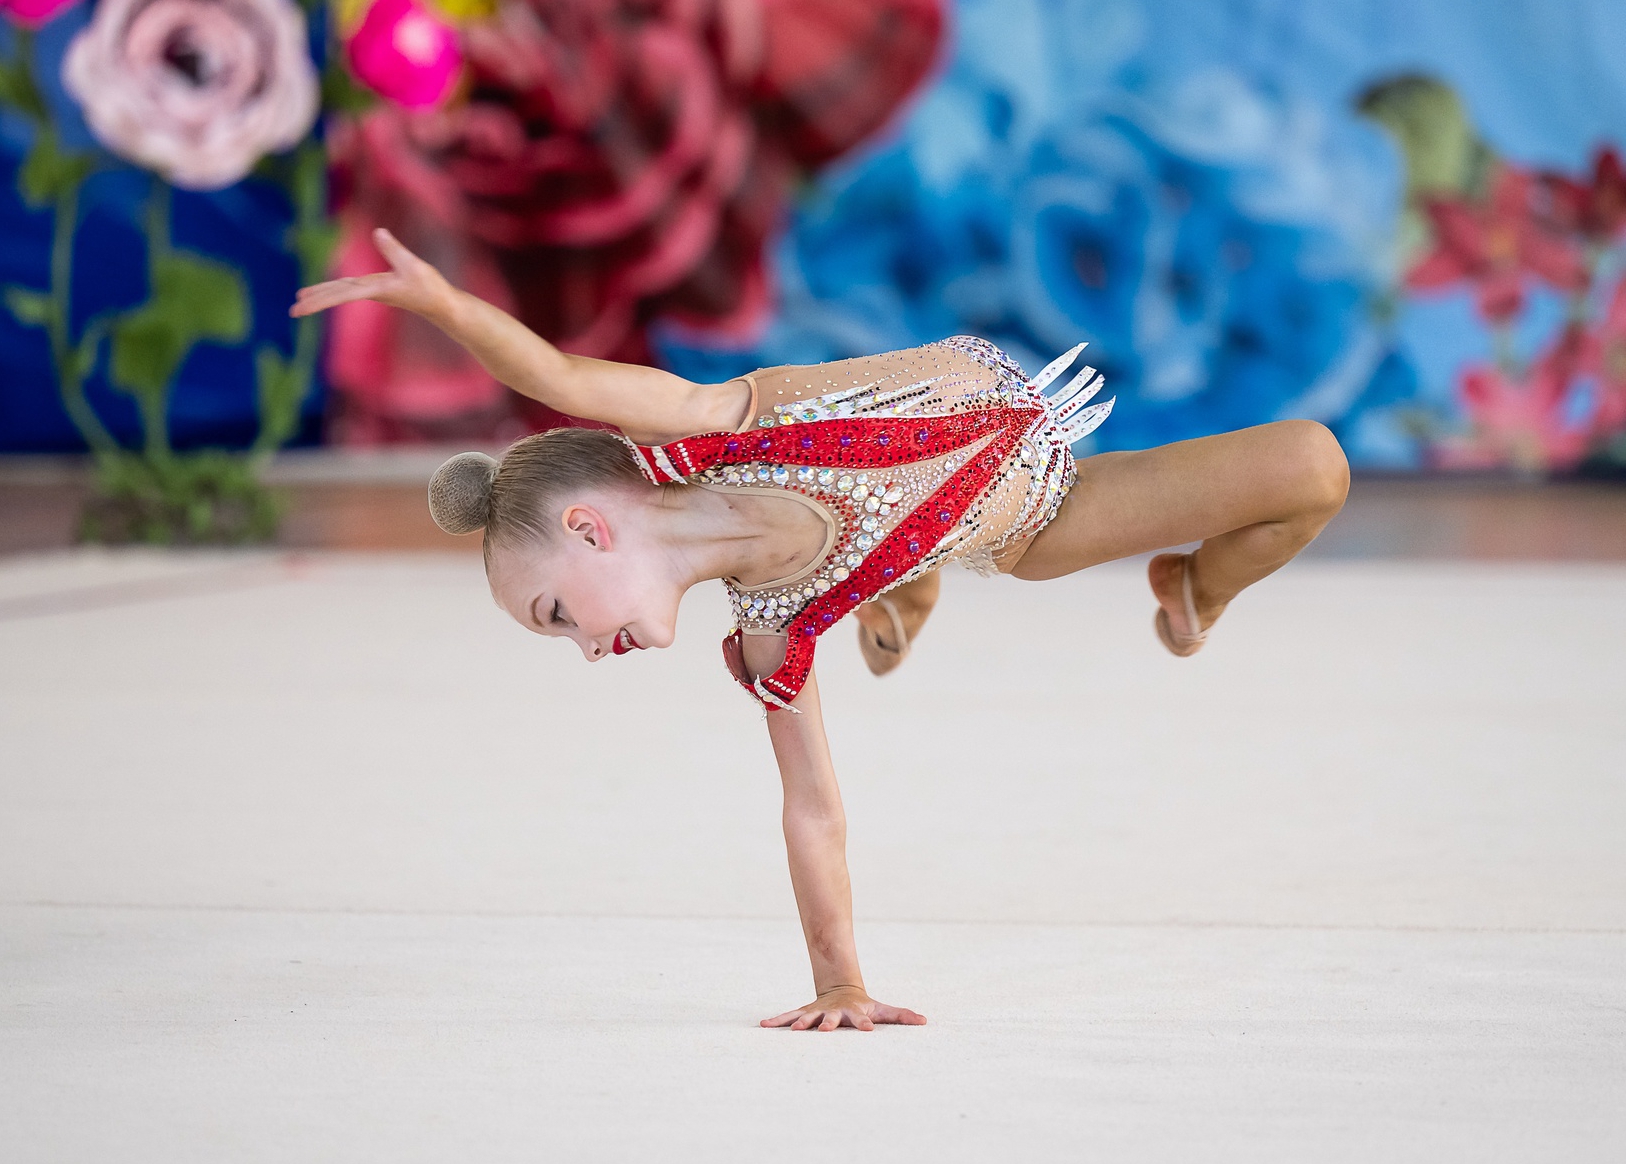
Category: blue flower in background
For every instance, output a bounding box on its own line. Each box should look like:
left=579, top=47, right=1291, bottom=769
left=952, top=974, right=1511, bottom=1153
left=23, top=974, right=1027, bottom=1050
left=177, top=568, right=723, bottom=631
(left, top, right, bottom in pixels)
left=659, top=0, right=1420, bottom=465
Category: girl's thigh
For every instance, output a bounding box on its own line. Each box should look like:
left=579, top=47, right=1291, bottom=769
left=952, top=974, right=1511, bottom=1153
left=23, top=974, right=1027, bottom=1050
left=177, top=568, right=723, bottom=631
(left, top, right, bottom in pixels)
left=1010, top=422, right=1342, bottom=580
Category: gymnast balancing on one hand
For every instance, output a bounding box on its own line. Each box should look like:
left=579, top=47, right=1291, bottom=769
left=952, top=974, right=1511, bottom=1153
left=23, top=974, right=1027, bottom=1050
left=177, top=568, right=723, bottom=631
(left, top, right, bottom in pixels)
left=292, top=229, right=1349, bottom=1032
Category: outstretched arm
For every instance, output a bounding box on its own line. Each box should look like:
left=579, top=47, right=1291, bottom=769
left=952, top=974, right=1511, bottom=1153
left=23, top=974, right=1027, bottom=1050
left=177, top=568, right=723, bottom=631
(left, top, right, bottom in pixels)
left=290, top=229, right=750, bottom=444
left=742, top=643, right=926, bottom=1031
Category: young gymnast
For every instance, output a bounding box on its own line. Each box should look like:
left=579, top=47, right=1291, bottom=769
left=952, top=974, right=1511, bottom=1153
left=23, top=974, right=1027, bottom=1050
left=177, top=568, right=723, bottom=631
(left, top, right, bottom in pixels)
left=292, top=229, right=1350, bottom=1032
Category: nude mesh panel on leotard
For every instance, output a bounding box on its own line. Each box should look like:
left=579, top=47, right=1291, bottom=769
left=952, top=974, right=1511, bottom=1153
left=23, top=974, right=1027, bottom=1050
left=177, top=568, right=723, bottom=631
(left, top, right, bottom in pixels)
left=729, top=337, right=1075, bottom=582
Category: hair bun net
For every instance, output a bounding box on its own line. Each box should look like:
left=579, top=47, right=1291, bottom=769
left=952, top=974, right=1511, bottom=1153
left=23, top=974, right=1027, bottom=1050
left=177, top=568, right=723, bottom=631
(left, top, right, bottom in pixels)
left=428, top=451, right=499, bottom=535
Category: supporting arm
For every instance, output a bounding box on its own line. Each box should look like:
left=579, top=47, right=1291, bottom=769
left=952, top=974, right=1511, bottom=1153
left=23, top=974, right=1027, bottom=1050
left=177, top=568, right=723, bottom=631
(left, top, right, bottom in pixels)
left=766, top=667, right=866, bottom=998
left=742, top=638, right=926, bottom=1032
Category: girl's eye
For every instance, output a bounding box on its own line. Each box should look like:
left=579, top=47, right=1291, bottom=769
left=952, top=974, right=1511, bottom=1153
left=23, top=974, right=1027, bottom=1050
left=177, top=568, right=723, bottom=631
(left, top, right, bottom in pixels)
left=550, top=600, right=563, bottom=625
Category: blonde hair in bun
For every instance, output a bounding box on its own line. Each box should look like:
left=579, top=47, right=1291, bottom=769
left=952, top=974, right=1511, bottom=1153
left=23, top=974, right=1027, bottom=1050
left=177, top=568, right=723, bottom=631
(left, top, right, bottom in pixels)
left=428, top=452, right=499, bottom=535
left=427, top=429, right=652, bottom=555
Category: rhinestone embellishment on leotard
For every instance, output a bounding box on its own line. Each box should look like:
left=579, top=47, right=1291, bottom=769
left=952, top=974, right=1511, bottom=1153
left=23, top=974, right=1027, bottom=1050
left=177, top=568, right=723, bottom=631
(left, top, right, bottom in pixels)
left=699, top=443, right=993, bottom=634
left=690, top=339, right=1087, bottom=635
left=622, top=335, right=1108, bottom=708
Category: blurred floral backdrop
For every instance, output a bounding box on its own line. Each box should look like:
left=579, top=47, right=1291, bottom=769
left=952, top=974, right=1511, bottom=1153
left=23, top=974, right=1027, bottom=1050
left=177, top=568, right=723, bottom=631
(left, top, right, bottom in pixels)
left=662, top=0, right=1626, bottom=474
left=5, top=0, right=1626, bottom=476
left=322, top=0, right=944, bottom=442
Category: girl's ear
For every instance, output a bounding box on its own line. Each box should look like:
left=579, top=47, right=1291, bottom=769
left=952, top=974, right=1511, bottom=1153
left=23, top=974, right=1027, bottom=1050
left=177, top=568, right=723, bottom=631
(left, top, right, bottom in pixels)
left=559, top=503, right=613, bottom=550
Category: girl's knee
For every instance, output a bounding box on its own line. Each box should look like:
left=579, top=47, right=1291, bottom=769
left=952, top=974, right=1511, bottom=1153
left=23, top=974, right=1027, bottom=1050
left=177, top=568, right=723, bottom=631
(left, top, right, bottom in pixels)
left=888, top=569, right=941, bottom=613
left=1277, top=420, right=1349, bottom=516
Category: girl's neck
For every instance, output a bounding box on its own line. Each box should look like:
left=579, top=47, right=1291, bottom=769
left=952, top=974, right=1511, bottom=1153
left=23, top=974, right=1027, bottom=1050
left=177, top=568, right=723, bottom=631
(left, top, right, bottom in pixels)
left=652, top=485, right=830, bottom=590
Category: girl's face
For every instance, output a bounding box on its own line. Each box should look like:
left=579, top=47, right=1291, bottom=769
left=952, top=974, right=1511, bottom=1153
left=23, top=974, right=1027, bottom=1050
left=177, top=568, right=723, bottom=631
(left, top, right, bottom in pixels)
left=487, top=501, right=682, bottom=662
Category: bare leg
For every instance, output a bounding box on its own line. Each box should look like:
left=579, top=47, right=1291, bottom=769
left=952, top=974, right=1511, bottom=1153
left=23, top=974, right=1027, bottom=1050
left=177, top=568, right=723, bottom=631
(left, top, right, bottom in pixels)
left=854, top=570, right=941, bottom=676
left=1011, top=421, right=1349, bottom=641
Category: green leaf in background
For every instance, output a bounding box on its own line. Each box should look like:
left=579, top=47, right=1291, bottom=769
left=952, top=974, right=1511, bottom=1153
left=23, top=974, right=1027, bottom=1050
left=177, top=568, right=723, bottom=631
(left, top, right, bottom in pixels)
left=69, top=317, right=112, bottom=382
left=109, top=251, right=249, bottom=398
left=3, top=284, right=55, bottom=329
left=1357, top=74, right=1494, bottom=202
left=1355, top=74, right=1497, bottom=269
left=0, top=43, right=50, bottom=122
left=289, top=139, right=326, bottom=211
left=109, top=309, right=189, bottom=398
left=255, top=344, right=305, bottom=450
left=320, top=63, right=377, bottom=117
left=152, top=252, right=249, bottom=343
left=288, top=142, right=337, bottom=283
left=17, top=129, right=93, bottom=208
left=290, top=220, right=340, bottom=287
left=83, top=448, right=281, bottom=545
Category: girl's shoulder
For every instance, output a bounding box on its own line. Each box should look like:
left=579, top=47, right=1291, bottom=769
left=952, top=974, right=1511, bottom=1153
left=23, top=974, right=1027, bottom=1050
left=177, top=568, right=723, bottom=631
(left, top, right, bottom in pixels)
left=742, top=335, right=1013, bottom=381
left=732, top=337, right=1021, bottom=430
left=934, top=335, right=1029, bottom=383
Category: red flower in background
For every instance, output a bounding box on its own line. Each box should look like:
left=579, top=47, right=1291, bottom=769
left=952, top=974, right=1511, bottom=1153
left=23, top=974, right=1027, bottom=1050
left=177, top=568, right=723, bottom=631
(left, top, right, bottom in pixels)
left=1414, top=166, right=1626, bottom=474
left=327, top=0, right=944, bottom=442
left=1407, top=165, right=1588, bottom=323
left=1535, top=146, right=1626, bottom=243
left=346, top=0, right=465, bottom=110
left=1583, top=275, right=1626, bottom=437
left=1437, top=322, right=1593, bottom=472
left=0, top=0, right=82, bottom=27
left=325, top=111, right=529, bottom=442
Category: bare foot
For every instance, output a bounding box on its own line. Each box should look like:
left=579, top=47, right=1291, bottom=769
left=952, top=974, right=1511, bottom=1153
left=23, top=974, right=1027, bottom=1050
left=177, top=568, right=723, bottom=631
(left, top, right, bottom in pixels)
left=1147, top=552, right=1224, bottom=656
left=854, top=571, right=941, bottom=676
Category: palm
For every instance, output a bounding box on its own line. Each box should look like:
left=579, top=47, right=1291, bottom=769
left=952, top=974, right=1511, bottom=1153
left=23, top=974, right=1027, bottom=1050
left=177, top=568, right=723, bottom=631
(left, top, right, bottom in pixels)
left=290, top=228, right=447, bottom=319
left=761, top=988, right=927, bottom=1032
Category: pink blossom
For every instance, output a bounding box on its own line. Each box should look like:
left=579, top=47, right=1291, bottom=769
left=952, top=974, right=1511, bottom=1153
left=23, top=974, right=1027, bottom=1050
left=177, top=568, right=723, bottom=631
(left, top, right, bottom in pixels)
left=1434, top=325, right=1593, bottom=472
left=1, top=0, right=83, bottom=28
left=61, top=0, right=318, bottom=191
left=1408, top=165, right=1589, bottom=323
left=345, top=0, right=463, bottom=111
left=1580, top=275, right=1626, bottom=439
left=322, top=113, right=548, bottom=443
left=1534, top=146, right=1626, bottom=243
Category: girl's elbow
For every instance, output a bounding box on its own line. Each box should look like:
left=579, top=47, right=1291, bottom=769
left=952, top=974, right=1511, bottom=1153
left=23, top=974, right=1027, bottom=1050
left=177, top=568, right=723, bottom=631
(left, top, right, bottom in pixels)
left=782, top=805, right=846, bottom=844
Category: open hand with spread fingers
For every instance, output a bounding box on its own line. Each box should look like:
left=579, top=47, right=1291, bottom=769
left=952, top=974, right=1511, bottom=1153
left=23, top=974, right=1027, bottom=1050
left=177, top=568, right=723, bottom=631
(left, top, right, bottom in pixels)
left=290, top=228, right=453, bottom=321
left=761, top=986, right=927, bottom=1032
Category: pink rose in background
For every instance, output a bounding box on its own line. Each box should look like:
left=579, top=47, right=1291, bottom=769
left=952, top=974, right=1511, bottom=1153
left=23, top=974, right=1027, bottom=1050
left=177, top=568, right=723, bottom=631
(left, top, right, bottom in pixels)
left=60, top=0, right=319, bottom=191
left=345, top=0, right=463, bottom=111
left=1, top=0, right=82, bottom=27
left=327, top=0, right=945, bottom=441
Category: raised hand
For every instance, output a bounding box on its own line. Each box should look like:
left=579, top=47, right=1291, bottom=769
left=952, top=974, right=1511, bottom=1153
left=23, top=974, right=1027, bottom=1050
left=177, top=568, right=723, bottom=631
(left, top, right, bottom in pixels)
left=290, top=228, right=453, bottom=320
left=760, top=985, right=926, bottom=1032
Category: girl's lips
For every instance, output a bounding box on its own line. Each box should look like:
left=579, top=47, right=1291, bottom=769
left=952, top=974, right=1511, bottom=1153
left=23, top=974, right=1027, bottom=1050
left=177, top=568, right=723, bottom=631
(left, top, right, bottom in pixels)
left=612, top=628, right=642, bottom=655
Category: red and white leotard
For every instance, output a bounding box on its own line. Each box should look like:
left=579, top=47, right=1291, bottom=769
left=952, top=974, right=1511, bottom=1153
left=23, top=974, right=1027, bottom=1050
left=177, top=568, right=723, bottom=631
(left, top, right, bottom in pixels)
left=620, top=336, right=1112, bottom=710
